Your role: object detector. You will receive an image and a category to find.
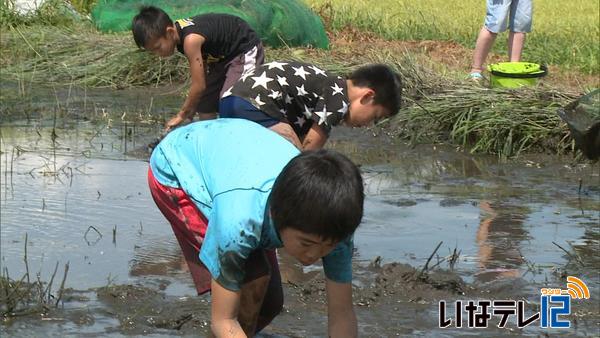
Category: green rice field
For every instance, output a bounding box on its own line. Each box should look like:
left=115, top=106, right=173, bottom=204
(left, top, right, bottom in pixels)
left=306, top=0, right=600, bottom=74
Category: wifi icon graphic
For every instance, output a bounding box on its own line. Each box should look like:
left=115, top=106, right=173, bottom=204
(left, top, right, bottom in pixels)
left=565, top=276, right=590, bottom=300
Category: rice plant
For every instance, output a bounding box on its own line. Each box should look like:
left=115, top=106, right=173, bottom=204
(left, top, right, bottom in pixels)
left=306, top=0, right=599, bottom=74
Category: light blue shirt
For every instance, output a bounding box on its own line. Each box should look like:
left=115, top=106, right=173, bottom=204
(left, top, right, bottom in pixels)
left=150, top=119, right=353, bottom=290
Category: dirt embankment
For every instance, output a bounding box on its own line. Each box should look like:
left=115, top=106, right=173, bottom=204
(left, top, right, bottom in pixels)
left=326, top=27, right=598, bottom=92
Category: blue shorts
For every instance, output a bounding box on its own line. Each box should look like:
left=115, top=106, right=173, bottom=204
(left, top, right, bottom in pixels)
left=485, top=0, right=532, bottom=33
left=219, top=96, right=279, bottom=128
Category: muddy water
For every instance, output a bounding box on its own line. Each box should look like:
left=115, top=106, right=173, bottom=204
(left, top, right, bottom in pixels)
left=1, top=85, right=598, bottom=337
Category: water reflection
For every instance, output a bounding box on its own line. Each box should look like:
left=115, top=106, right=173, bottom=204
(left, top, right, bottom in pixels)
left=129, top=239, right=320, bottom=289
left=1, top=84, right=598, bottom=295
left=475, top=201, right=529, bottom=283
left=129, top=239, right=189, bottom=278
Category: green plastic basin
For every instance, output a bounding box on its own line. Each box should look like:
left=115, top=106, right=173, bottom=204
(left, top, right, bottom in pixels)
left=487, top=62, right=548, bottom=88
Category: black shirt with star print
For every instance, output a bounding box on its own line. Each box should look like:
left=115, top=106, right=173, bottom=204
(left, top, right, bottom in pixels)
left=223, top=61, right=349, bottom=137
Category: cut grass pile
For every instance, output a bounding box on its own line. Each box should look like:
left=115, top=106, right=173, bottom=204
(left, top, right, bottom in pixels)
left=1, top=25, right=187, bottom=88
left=392, top=87, right=578, bottom=157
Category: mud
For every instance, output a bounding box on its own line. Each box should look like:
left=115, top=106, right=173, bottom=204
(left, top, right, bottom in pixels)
left=4, top=261, right=598, bottom=336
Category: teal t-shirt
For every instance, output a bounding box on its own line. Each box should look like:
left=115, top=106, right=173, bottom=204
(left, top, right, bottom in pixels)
left=150, top=119, right=353, bottom=290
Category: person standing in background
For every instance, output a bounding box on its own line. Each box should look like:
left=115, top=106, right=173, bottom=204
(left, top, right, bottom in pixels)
left=469, top=0, right=532, bottom=81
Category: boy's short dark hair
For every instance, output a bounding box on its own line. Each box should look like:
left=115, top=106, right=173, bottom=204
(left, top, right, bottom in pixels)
left=270, top=150, right=364, bottom=243
left=131, top=6, right=173, bottom=48
left=349, top=64, right=402, bottom=115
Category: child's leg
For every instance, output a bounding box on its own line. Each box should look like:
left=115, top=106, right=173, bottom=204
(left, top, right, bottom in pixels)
left=471, top=27, right=498, bottom=74
left=507, top=32, right=526, bottom=62
left=507, top=0, right=532, bottom=61
left=147, top=167, right=212, bottom=294
left=471, top=0, right=510, bottom=73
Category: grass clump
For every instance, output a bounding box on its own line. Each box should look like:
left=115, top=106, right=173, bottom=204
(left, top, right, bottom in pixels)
left=1, top=234, right=70, bottom=321
left=0, top=0, right=86, bottom=27
left=389, top=87, right=579, bottom=157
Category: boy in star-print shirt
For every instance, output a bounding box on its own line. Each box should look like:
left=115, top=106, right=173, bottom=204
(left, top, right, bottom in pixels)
left=219, top=61, right=402, bottom=150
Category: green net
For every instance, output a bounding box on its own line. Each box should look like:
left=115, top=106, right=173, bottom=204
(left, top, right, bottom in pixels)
left=91, top=0, right=329, bottom=49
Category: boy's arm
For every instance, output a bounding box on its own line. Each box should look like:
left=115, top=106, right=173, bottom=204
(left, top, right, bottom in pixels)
left=326, top=278, right=357, bottom=338
left=210, top=278, right=247, bottom=338
left=302, top=124, right=328, bottom=150
left=165, top=34, right=207, bottom=131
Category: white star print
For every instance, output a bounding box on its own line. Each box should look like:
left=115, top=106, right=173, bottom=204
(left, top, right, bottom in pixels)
left=277, top=75, right=288, bottom=86
left=302, top=104, right=313, bottom=118
left=240, top=70, right=253, bottom=82
left=251, top=71, right=274, bottom=89
left=292, top=65, right=310, bottom=80
left=268, top=90, right=281, bottom=99
left=279, top=108, right=287, bottom=116
left=294, top=116, right=306, bottom=127
left=265, top=61, right=288, bottom=71
left=296, top=84, right=308, bottom=96
left=331, top=82, right=344, bottom=96
left=314, top=105, right=333, bottom=125
left=338, top=100, right=349, bottom=114
left=309, top=65, right=326, bottom=76
left=285, top=94, right=293, bottom=104
left=221, top=86, right=233, bottom=98
left=254, top=94, right=265, bottom=106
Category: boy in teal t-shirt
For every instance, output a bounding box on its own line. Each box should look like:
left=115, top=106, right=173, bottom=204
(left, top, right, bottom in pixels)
left=148, top=118, right=364, bottom=336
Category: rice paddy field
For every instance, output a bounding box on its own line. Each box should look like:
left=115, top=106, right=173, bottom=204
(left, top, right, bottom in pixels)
left=306, top=0, right=600, bottom=74
left=0, top=0, right=598, bottom=157
left=1, top=1, right=599, bottom=337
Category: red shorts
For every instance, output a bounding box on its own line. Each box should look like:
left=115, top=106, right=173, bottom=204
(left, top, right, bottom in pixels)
left=147, top=167, right=212, bottom=293
left=147, top=168, right=281, bottom=300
